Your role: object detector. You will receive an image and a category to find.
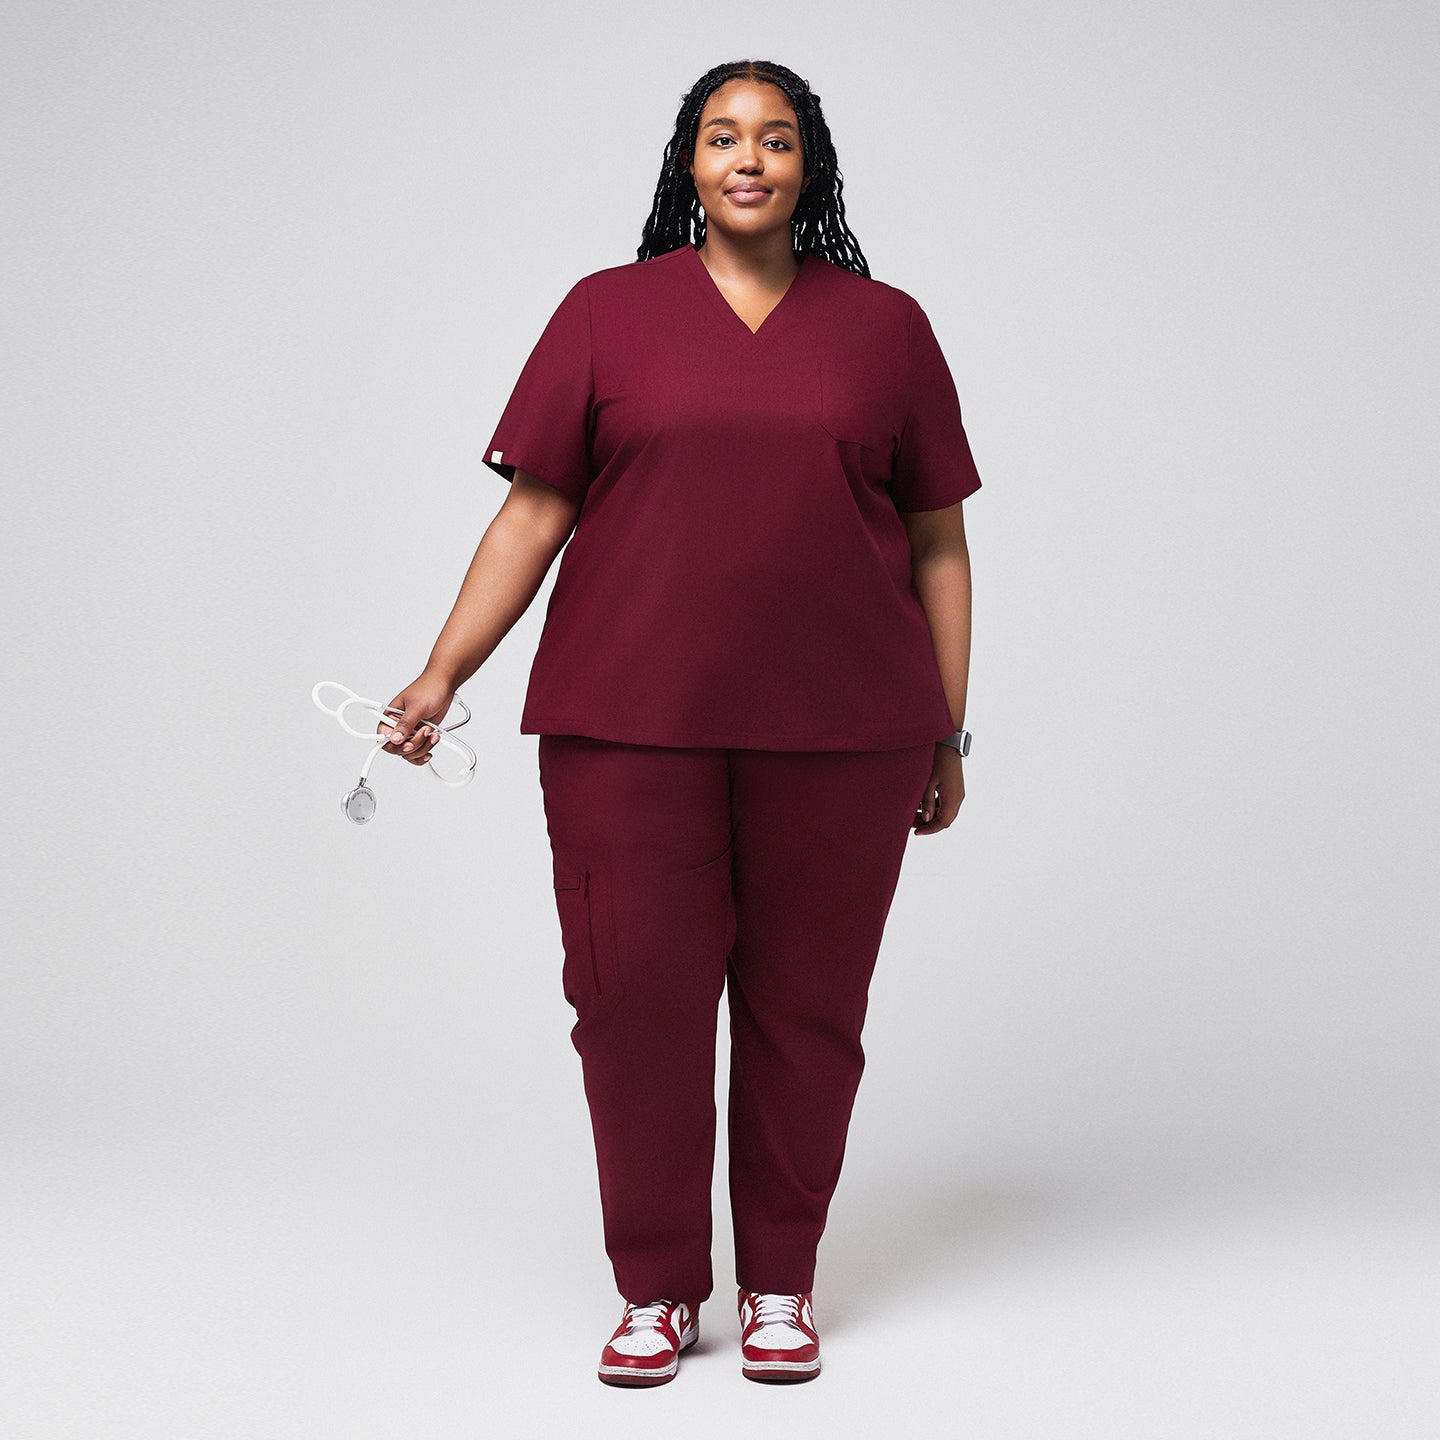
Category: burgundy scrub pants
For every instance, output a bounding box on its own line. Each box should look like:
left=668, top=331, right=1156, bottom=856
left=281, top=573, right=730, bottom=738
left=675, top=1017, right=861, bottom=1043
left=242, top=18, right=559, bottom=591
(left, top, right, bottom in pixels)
left=537, top=733, right=935, bottom=1308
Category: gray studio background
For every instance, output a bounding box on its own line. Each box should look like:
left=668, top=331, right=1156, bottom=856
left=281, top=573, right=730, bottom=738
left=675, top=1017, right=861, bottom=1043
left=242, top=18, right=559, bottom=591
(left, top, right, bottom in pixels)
left=3, top=2, right=1437, bottom=1436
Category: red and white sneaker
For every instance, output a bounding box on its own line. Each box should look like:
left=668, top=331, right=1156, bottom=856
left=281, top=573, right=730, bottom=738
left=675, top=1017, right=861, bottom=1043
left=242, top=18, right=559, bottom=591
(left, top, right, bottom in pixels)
left=738, top=1289, right=821, bottom=1382
left=597, top=1298, right=699, bottom=1387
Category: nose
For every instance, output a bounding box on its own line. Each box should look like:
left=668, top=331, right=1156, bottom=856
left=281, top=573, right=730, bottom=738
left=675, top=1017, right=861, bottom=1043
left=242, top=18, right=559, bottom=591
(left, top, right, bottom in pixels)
left=734, top=137, right=764, bottom=172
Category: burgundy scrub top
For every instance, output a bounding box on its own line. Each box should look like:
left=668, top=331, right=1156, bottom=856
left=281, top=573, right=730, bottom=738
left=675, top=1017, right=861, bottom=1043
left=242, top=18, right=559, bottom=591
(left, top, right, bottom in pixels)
left=483, top=241, right=982, bottom=751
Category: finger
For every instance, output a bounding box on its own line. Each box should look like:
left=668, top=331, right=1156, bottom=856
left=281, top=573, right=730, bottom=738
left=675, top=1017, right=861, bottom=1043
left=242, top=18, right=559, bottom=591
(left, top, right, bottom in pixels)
left=393, top=720, right=443, bottom=758
left=405, top=724, right=441, bottom=761
left=378, top=703, right=408, bottom=748
left=915, top=781, right=952, bottom=831
left=916, top=780, right=941, bottom=824
left=927, top=790, right=963, bottom=830
left=381, top=707, right=433, bottom=752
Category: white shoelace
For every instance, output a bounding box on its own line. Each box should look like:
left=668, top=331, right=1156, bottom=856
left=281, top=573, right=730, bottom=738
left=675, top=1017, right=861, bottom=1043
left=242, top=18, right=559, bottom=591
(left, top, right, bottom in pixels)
left=624, top=1300, right=674, bottom=1332
left=751, top=1293, right=802, bottom=1328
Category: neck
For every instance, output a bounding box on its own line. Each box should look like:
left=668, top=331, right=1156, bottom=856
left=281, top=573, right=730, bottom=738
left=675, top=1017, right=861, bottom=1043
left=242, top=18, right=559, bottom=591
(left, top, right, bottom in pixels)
left=694, top=231, right=801, bottom=287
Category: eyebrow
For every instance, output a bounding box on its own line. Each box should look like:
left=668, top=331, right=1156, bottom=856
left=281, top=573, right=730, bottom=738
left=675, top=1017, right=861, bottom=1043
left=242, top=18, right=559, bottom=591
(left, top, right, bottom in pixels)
left=701, top=116, right=797, bottom=133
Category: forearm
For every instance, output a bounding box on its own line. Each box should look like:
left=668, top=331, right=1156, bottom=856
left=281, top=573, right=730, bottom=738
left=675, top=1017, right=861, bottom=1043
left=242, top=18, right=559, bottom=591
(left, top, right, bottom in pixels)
left=912, top=546, right=973, bottom=732
left=424, top=507, right=566, bottom=689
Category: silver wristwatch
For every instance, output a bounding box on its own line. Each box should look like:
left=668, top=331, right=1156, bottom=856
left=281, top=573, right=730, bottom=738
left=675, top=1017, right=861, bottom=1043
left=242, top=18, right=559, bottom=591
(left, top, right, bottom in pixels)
left=938, top=728, right=972, bottom=757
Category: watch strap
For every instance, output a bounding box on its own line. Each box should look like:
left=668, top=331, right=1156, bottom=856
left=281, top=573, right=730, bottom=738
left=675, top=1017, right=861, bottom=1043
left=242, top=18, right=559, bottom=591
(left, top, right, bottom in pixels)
left=938, top=728, right=972, bottom=757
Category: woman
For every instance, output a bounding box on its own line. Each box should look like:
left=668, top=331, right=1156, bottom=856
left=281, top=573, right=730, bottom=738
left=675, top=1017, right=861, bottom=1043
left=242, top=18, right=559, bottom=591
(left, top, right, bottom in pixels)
left=377, top=58, right=981, bottom=1387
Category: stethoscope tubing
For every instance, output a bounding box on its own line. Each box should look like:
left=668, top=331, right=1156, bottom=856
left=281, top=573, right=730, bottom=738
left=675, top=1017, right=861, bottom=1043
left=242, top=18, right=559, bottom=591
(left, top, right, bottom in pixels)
left=312, top=680, right=477, bottom=788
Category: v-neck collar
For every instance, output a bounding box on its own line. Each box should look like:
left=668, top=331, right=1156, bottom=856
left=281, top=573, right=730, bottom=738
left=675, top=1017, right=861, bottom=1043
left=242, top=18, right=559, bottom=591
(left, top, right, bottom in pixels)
left=683, top=241, right=813, bottom=344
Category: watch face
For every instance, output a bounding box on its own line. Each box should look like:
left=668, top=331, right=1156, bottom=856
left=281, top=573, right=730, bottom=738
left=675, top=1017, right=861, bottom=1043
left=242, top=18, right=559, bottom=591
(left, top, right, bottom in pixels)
left=343, top=783, right=377, bottom=824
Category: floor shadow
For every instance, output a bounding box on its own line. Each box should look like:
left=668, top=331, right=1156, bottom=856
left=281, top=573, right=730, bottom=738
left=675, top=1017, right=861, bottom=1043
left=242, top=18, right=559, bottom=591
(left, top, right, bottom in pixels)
left=818, top=1168, right=1077, bottom=1333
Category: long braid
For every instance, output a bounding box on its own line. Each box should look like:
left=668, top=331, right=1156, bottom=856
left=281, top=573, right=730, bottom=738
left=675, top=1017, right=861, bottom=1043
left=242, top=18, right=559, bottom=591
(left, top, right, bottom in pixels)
left=636, top=59, right=871, bottom=279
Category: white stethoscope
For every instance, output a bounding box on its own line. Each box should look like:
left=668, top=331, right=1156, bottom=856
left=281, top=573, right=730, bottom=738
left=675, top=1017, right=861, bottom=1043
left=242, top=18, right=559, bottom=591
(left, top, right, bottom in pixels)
left=312, top=680, right=477, bottom=824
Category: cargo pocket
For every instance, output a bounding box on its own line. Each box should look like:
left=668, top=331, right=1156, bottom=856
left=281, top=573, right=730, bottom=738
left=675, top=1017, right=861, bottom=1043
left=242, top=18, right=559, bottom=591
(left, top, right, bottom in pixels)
left=552, top=864, right=622, bottom=1023
left=819, top=361, right=895, bottom=453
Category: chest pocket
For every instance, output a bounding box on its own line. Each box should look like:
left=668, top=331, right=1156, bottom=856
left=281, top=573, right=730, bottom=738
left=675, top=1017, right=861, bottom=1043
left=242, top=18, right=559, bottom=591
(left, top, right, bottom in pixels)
left=819, top=362, right=896, bottom=454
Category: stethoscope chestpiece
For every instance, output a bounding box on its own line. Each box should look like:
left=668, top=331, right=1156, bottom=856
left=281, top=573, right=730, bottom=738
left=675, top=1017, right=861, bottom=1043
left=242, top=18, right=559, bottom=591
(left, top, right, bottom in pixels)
left=312, top=680, right=477, bottom=825
left=342, top=779, right=379, bottom=825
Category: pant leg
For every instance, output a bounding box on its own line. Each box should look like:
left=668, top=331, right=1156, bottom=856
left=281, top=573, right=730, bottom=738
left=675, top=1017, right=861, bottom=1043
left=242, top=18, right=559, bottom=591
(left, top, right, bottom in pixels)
left=537, top=734, right=735, bottom=1307
left=724, top=742, right=935, bottom=1294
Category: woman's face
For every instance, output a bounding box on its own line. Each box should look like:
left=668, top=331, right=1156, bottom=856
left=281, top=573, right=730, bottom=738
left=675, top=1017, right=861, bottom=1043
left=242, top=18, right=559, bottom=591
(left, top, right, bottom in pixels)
left=687, top=78, right=810, bottom=245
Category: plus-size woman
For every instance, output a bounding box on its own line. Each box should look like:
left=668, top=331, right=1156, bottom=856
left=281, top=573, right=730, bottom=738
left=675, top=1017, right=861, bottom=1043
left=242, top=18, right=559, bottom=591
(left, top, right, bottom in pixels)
left=378, top=58, right=982, bottom=1387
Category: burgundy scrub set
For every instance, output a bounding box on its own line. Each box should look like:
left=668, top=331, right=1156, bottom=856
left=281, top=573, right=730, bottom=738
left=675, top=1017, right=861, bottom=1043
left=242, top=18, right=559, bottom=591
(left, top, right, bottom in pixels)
left=484, top=242, right=982, bottom=1305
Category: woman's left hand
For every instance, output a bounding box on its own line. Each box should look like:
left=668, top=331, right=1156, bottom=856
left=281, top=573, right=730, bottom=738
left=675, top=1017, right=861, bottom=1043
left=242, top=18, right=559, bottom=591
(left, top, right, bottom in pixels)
left=913, top=745, right=965, bottom=834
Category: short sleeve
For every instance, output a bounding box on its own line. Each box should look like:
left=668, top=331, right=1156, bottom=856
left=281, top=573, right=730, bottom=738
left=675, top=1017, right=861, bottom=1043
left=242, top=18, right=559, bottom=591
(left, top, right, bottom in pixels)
left=889, top=298, right=983, bottom=512
left=483, top=277, right=594, bottom=505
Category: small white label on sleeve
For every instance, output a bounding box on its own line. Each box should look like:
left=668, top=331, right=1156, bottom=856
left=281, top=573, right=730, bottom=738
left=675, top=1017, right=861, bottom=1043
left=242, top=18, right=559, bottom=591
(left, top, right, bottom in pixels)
left=490, top=450, right=504, bottom=464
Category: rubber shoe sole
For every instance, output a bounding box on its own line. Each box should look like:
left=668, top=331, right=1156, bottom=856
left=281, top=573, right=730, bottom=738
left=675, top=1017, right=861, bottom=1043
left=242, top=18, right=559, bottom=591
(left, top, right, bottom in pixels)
left=742, top=1352, right=821, bottom=1383
left=597, top=1322, right=699, bottom=1387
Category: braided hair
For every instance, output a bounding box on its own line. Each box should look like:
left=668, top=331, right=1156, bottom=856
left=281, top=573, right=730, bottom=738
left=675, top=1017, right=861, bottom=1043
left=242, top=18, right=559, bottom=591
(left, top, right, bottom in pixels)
left=637, top=59, right=871, bottom=279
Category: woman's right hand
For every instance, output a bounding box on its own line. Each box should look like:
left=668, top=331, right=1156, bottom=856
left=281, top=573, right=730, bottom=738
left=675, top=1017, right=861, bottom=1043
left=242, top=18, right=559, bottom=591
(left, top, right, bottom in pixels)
left=377, top=670, right=458, bottom=766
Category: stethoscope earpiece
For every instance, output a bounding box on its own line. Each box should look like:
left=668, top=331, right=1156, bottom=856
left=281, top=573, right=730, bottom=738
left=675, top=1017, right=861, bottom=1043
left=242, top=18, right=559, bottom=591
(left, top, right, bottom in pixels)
left=313, top=681, right=477, bottom=824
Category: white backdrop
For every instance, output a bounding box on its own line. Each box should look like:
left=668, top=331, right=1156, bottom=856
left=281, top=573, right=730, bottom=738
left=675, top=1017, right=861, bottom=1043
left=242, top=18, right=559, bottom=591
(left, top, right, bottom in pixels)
left=4, top=1, right=1437, bottom=1436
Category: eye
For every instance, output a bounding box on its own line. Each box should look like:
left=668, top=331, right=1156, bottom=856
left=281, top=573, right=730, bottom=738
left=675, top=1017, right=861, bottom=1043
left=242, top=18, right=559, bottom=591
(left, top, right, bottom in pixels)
left=710, top=136, right=792, bottom=150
